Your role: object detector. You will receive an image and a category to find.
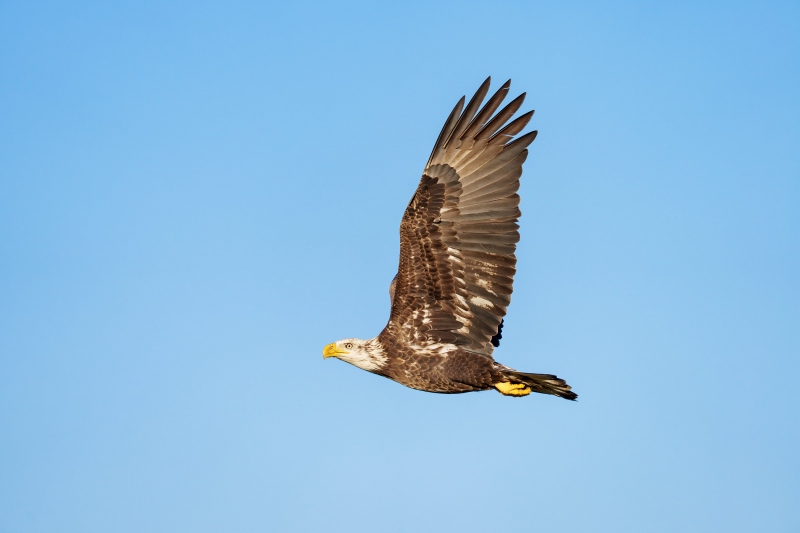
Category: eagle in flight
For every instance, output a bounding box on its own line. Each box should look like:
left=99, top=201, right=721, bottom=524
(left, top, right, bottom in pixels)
left=323, top=77, right=576, bottom=400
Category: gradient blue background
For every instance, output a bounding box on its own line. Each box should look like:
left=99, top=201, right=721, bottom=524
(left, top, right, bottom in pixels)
left=2, top=2, right=798, bottom=531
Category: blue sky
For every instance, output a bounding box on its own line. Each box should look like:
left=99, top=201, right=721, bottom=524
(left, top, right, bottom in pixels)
left=1, top=1, right=798, bottom=531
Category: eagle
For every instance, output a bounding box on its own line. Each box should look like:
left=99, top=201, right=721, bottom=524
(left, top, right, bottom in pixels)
left=323, top=77, right=576, bottom=400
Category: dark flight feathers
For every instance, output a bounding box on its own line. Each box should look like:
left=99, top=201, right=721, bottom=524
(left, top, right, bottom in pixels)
left=386, top=77, right=536, bottom=358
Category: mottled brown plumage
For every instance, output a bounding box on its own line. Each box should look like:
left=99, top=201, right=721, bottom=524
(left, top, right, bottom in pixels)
left=324, top=78, right=576, bottom=400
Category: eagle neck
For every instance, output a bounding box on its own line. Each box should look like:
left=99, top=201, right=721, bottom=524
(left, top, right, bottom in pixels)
left=361, top=338, right=388, bottom=372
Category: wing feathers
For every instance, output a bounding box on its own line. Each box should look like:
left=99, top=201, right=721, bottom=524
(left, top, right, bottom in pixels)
left=460, top=249, right=517, bottom=268
left=460, top=163, right=523, bottom=192
left=456, top=194, right=520, bottom=215
left=465, top=270, right=515, bottom=288
left=475, top=93, right=526, bottom=140
left=460, top=80, right=511, bottom=142
left=387, top=78, right=537, bottom=358
left=457, top=232, right=520, bottom=244
left=462, top=139, right=533, bottom=182
left=487, top=111, right=535, bottom=144
left=451, top=241, right=516, bottom=255
left=444, top=76, right=491, bottom=151
left=426, top=97, right=465, bottom=168
left=459, top=180, right=521, bottom=207
left=455, top=221, right=519, bottom=234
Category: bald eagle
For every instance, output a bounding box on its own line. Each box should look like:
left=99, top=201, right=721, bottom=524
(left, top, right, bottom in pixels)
left=324, top=78, right=576, bottom=400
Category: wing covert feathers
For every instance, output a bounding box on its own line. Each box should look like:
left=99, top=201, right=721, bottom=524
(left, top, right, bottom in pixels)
left=386, top=77, right=537, bottom=358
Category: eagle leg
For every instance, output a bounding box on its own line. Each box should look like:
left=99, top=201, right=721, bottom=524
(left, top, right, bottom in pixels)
left=494, top=382, right=532, bottom=397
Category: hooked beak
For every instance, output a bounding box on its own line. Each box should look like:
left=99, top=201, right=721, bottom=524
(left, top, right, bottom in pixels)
left=323, top=343, right=349, bottom=359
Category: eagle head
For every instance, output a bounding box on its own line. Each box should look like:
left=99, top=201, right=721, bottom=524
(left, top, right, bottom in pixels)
left=322, top=338, right=387, bottom=372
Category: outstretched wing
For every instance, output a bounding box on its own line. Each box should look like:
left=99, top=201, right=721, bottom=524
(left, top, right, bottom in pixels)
left=385, top=77, right=536, bottom=358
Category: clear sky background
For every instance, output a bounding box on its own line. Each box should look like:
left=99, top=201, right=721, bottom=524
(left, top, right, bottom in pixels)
left=1, top=1, right=798, bottom=532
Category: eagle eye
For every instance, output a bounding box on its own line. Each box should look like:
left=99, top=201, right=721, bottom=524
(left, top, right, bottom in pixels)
left=344, top=343, right=353, bottom=349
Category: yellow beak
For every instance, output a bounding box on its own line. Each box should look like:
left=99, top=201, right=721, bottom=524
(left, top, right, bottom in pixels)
left=323, top=343, right=349, bottom=359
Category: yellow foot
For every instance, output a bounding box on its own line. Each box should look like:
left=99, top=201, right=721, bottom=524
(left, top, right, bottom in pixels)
left=494, top=382, right=532, bottom=397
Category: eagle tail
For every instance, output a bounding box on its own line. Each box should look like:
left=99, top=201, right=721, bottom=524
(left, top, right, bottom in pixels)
left=498, top=371, right=578, bottom=401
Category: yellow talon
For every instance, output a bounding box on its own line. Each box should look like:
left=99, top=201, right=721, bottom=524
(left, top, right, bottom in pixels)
left=495, top=382, right=532, bottom=397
